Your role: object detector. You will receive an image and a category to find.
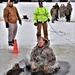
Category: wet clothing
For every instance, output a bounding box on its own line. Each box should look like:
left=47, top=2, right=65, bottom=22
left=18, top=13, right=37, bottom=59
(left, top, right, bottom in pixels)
left=33, top=6, right=50, bottom=39
left=30, top=43, right=57, bottom=73
left=7, top=67, right=24, bottom=75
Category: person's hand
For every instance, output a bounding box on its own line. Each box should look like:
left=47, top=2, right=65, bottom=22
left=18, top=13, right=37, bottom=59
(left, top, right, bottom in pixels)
left=6, top=22, right=9, bottom=28
left=47, top=18, right=50, bottom=22
left=44, top=66, right=48, bottom=73
left=19, top=19, right=22, bottom=25
left=34, top=23, right=37, bottom=26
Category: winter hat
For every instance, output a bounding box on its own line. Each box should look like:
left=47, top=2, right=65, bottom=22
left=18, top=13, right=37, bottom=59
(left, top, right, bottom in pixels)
left=10, top=0, right=14, bottom=2
left=8, top=0, right=13, bottom=3
left=38, top=0, right=43, bottom=5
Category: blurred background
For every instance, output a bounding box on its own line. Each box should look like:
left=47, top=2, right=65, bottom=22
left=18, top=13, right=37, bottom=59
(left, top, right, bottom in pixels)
left=0, top=0, right=75, bottom=3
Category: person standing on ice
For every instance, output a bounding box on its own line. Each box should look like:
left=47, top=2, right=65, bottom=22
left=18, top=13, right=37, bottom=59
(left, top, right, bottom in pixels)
left=65, top=1, right=72, bottom=22
left=54, top=3, right=59, bottom=21
left=50, top=5, right=57, bottom=23
left=59, top=4, right=65, bottom=18
left=3, top=0, right=22, bottom=46
left=33, top=1, right=50, bottom=43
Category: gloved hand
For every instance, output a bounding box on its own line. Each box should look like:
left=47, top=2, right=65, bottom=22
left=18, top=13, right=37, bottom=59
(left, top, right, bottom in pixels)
left=44, top=66, right=48, bottom=73
left=19, top=19, right=22, bottom=25
left=47, top=18, right=50, bottom=22
left=34, top=23, right=37, bottom=26
left=6, top=22, right=9, bottom=28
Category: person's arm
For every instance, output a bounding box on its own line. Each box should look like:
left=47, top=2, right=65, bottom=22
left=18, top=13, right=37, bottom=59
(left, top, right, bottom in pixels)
left=45, top=8, right=50, bottom=21
left=3, top=8, right=9, bottom=28
left=50, top=9, right=52, bottom=16
left=15, top=7, right=21, bottom=20
left=33, top=8, right=38, bottom=26
left=15, top=7, right=22, bottom=25
left=3, top=8, right=9, bottom=23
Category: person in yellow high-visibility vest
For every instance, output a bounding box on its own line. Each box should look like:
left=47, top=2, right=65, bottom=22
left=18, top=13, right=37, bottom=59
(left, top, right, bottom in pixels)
left=33, top=1, right=50, bottom=41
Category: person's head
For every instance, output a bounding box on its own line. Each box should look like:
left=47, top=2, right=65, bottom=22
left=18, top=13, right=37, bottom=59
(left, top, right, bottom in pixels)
left=55, top=3, right=58, bottom=5
left=61, top=4, right=63, bottom=6
left=37, top=36, right=45, bottom=47
left=38, top=1, right=43, bottom=7
left=68, top=1, right=70, bottom=4
left=8, top=0, right=13, bottom=7
left=62, top=4, right=65, bottom=7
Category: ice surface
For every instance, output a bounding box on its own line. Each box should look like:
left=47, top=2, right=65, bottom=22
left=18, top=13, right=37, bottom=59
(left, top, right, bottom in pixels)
left=0, top=2, right=75, bottom=75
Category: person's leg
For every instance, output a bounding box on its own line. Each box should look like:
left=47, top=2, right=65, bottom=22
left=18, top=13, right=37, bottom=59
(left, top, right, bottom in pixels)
left=52, top=15, right=55, bottom=23
left=66, top=15, right=68, bottom=22
left=68, top=15, right=70, bottom=22
left=37, top=23, right=42, bottom=39
left=12, top=23, right=18, bottom=43
left=8, top=23, right=14, bottom=46
left=42, top=23, right=48, bottom=40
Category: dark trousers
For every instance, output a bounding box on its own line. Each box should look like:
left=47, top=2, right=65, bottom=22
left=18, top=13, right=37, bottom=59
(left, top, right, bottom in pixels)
left=37, top=22, right=48, bottom=40
left=66, top=15, right=70, bottom=21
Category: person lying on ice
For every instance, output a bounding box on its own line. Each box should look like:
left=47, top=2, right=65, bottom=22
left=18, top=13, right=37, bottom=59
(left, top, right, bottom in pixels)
left=29, top=36, right=60, bottom=75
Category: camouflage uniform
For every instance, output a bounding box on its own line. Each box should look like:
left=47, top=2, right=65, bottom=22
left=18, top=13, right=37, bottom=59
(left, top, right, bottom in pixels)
left=30, top=43, right=57, bottom=73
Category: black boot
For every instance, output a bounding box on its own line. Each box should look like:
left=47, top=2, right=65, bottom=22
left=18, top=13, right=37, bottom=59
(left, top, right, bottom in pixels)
left=8, top=41, right=14, bottom=46
left=12, top=39, right=14, bottom=44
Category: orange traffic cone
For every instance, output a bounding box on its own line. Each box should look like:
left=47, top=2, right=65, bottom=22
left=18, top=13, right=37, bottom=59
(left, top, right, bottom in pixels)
left=11, top=39, right=19, bottom=54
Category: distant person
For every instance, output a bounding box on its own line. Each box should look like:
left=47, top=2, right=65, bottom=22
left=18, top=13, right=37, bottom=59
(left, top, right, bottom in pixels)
left=59, top=4, right=65, bottom=18
left=30, top=36, right=60, bottom=75
left=33, top=1, right=50, bottom=41
left=62, top=4, right=66, bottom=17
left=54, top=3, right=59, bottom=21
left=3, top=0, right=22, bottom=46
left=65, top=1, right=72, bottom=22
left=50, top=5, right=57, bottom=23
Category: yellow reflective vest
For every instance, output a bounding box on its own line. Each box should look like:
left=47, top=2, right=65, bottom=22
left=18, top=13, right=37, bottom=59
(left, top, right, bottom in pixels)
left=34, top=6, right=50, bottom=23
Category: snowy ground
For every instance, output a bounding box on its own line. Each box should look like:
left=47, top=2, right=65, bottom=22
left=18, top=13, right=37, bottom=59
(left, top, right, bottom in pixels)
left=0, top=2, right=75, bottom=75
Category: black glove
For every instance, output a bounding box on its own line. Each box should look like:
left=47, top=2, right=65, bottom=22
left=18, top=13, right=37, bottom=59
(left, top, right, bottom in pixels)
left=34, top=23, right=37, bottom=26
left=19, top=19, right=22, bottom=25
left=47, top=18, right=50, bottom=22
left=6, top=22, right=9, bottom=28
